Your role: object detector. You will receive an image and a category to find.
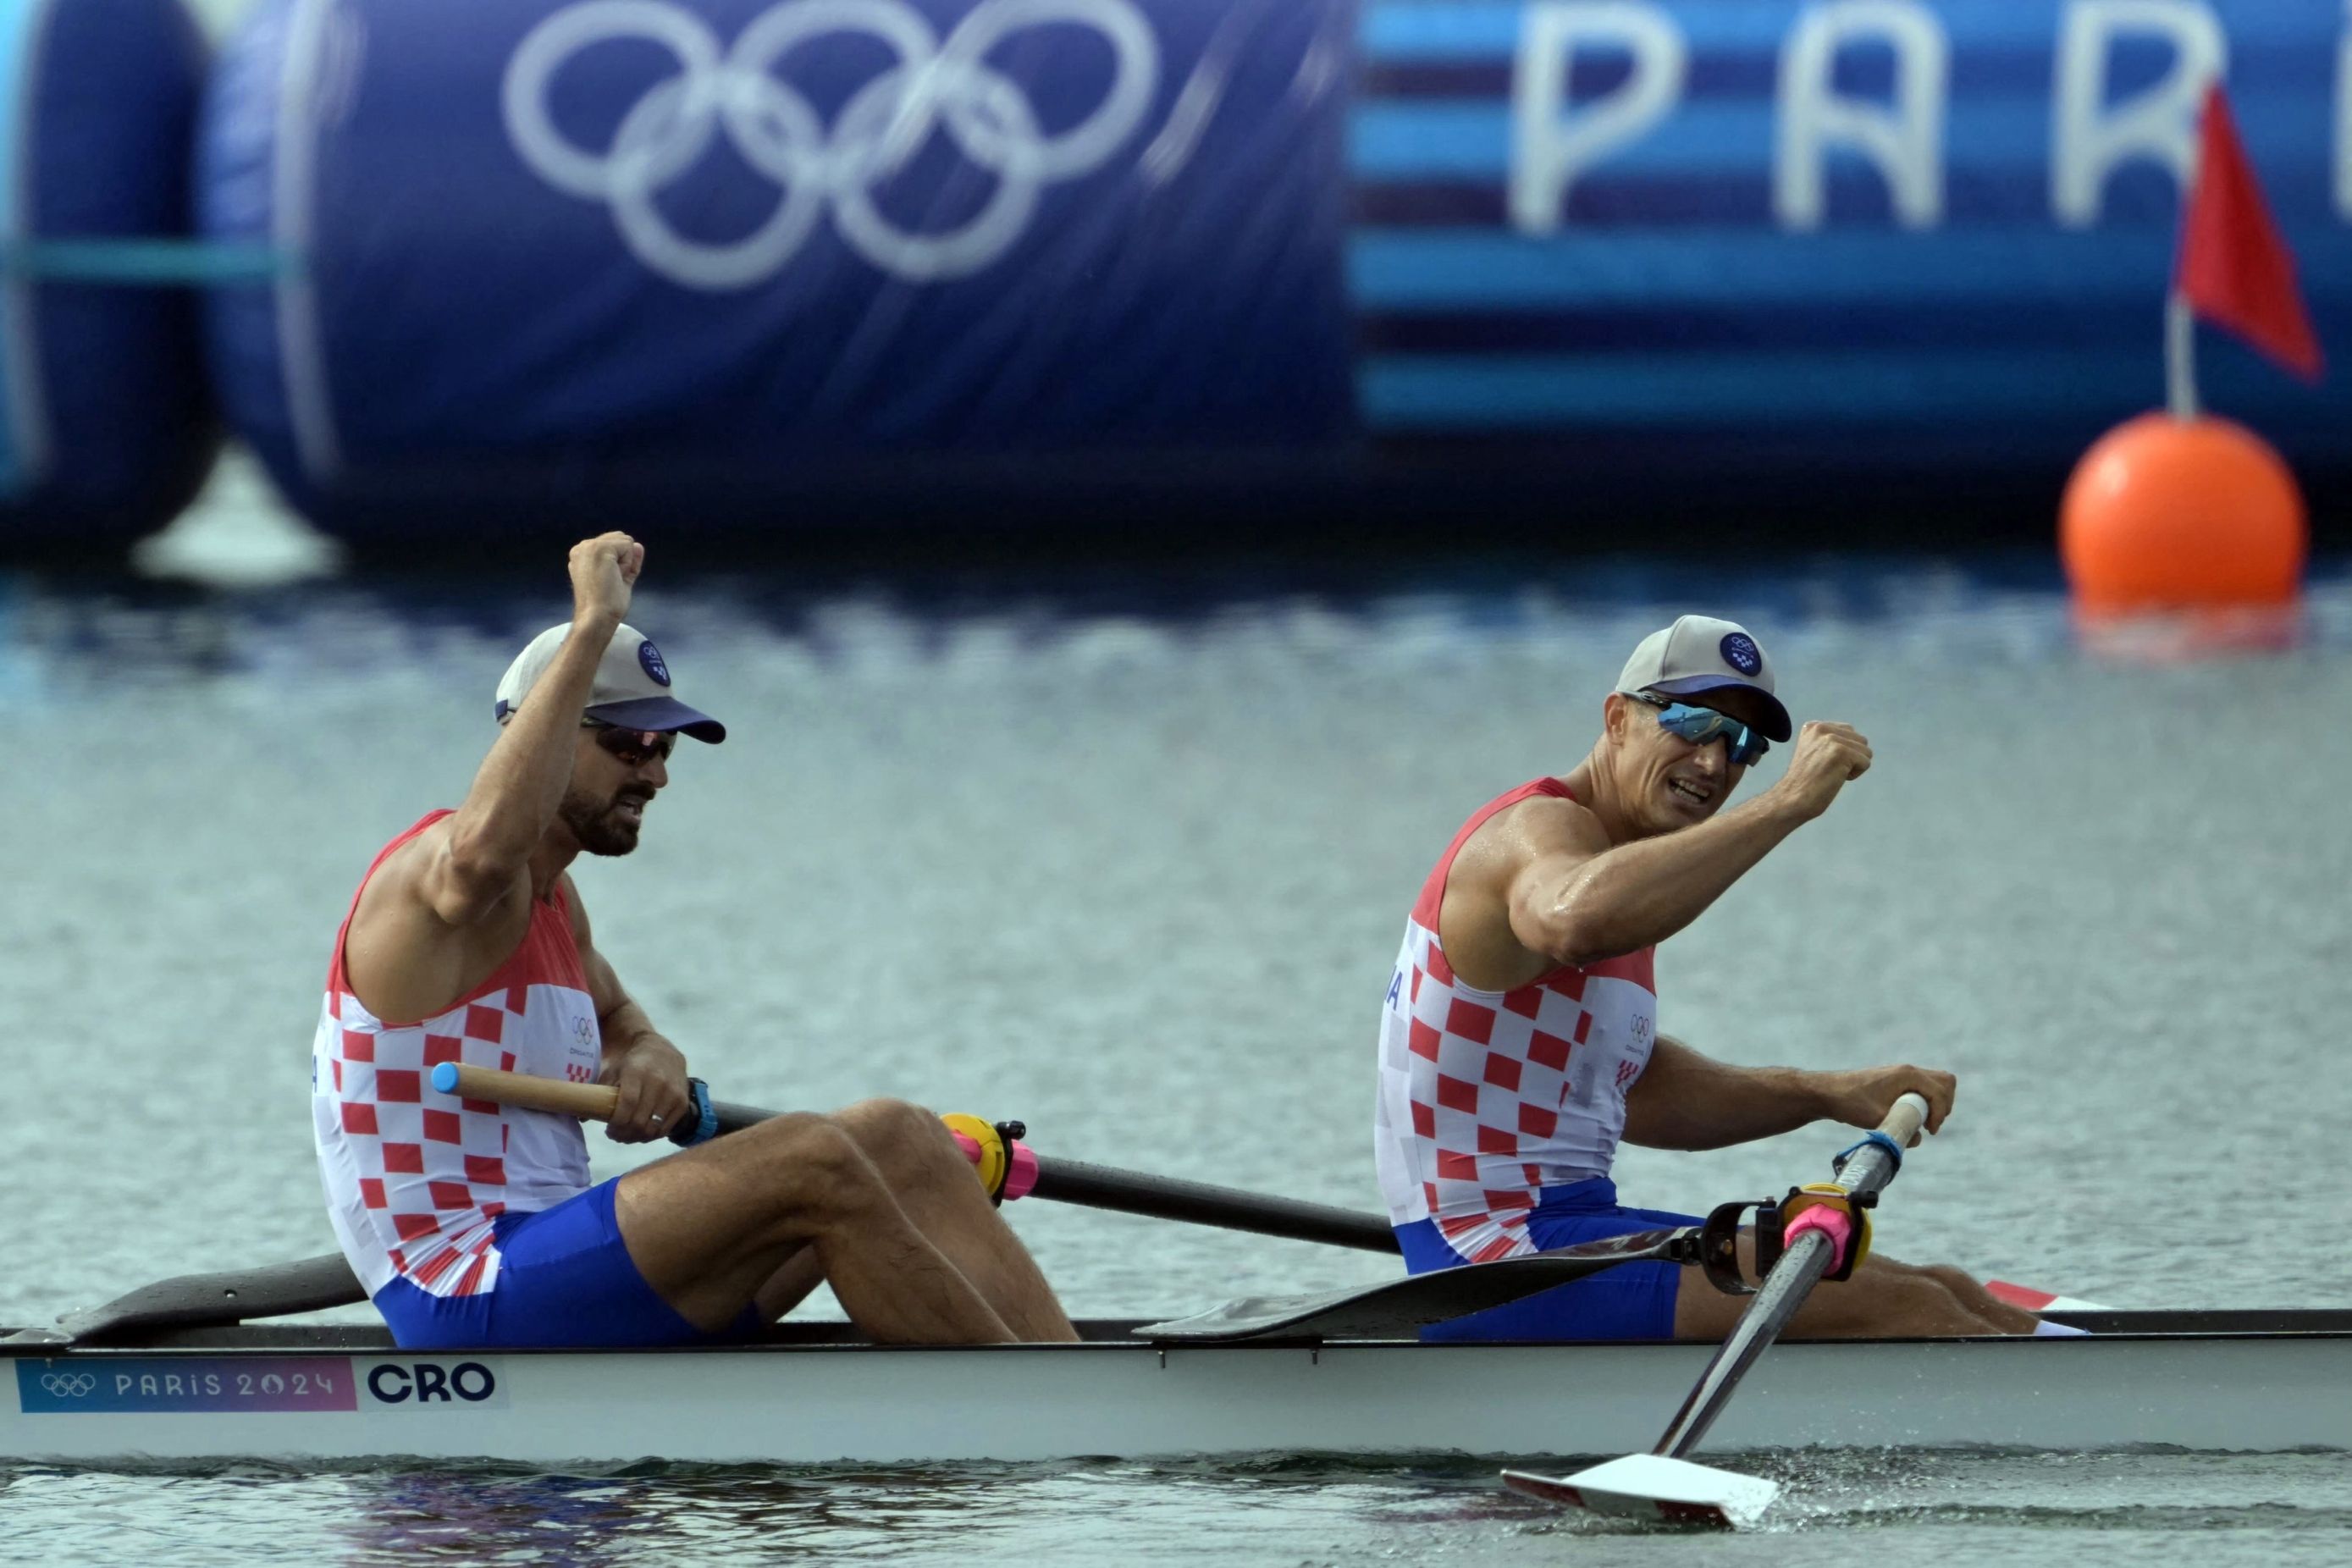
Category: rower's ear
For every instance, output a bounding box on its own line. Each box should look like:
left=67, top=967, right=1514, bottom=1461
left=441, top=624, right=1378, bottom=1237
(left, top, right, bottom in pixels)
left=1601, top=692, right=1632, bottom=743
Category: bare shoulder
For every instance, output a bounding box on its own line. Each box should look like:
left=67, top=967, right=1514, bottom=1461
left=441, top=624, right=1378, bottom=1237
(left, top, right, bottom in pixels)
left=1438, top=792, right=1604, bottom=990
left=1444, top=792, right=1601, bottom=908
left=1501, top=792, right=1607, bottom=855
left=345, top=818, right=527, bottom=1022
left=351, top=816, right=459, bottom=927
left=1458, top=792, right=1607, bottom=889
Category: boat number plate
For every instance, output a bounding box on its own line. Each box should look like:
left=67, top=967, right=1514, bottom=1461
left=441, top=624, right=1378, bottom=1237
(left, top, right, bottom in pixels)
left=16, top=1357, right=509, bottom=1413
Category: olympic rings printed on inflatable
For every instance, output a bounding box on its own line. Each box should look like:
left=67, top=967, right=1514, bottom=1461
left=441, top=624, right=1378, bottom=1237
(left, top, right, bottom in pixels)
left=502, top=0, right=1161, bottom=289
left=40, top=1372, right=97, bottom=1398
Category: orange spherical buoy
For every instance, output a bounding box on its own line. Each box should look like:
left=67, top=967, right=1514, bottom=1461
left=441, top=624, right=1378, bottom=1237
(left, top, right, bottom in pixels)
left=2059, top=411, right=2306, bottom=616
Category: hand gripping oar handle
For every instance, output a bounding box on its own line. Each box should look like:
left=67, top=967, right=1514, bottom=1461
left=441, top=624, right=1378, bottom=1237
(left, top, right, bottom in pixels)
left=1869, top=1090, right=1931, bottom=1153
left=1651, top=1091, right=1932, bottom=1460
left=429, top=1063, right=733, bottom=1146
left=430, top=1063, right=1403, bottom=1254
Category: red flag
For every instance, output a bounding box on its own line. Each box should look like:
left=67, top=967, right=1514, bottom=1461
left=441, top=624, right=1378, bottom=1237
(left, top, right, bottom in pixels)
left=2175, top=85, right=2323, bottom=381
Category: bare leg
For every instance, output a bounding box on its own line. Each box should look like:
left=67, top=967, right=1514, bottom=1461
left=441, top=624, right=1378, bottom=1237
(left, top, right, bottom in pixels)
left=831, top=1098, right=1078, bottom=1343
left=1923, top=1262, right=2046, bottom=1330
left=754, top=1244, right=825, bottom=1322
left=1675, top=1234, right=2041, bottom=1340
left=613, top=1113, right=1014, bottom=1344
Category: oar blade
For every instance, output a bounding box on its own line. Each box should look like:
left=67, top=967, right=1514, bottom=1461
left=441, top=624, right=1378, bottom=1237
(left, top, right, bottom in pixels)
left=1134, top=1229, right=1692, bottom=1343
left=1502, top=1455, right=1779, bottom=1530
left=1985, top=1278, right=2112, bottom=1314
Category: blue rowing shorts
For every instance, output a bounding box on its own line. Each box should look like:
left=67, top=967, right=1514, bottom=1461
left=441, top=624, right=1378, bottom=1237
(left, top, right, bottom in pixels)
left=1394, top=1178, right=1701, bottom=1342
left=373, top=1177, right=762, bottom=1349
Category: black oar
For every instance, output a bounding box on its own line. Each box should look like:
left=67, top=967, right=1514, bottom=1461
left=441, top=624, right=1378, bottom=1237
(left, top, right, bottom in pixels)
left=434, top=1063, right=1401, bottom=1254
left=1500, top=1092, right=1933, bottom=1529
left=1135, top=1225, right=1711, bottom=1342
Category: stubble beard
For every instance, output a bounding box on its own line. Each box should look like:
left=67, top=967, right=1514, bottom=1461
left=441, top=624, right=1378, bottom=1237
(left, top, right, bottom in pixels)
left=560, top=786, right=643, bottom=857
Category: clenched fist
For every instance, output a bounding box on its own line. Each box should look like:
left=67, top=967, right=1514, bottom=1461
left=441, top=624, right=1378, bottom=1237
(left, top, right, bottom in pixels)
left=1765, top=720, right=1872, bottom=820
left=570, top=533, right=643, bottom=628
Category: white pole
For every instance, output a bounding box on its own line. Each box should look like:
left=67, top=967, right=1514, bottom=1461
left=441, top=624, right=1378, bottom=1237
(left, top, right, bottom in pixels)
left=2166, top=290, right=2200, bottom=420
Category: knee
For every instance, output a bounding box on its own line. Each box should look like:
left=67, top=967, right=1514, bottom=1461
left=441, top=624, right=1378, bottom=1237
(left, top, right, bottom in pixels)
left=1923, top=1263, right=1979, bottom=1299
left=1863, top=1256, right=1968, bottom=1311
left=744, top=1113, right=886, bottom=1228
left=831, top=1097, right=953, bottom=1168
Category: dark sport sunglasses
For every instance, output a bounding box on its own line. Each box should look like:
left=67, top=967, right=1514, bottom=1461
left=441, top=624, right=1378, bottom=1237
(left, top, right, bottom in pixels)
left=582, top=720, right=676, bottom=768
left=1624, top=691, right=1770, bottom=767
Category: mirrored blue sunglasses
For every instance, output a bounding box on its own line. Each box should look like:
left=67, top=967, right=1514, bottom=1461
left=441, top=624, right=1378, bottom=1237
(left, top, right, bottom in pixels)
left=1625, top=691, right=1770, bottom=767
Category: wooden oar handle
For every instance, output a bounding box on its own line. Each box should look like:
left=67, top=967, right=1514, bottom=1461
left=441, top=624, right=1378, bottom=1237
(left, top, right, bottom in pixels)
left=1880, top=1091, right=1931, bottom=1149
left=435, top=1063, right=617, bottom=1118
left=430, top=1063, right=722, bottom=1147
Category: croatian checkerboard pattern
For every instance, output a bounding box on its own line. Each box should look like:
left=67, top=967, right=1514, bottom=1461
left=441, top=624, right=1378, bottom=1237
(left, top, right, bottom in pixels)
left=1373, top=781, right=1660, bottom=1265
left=312, top=814, right=604, bottom=1297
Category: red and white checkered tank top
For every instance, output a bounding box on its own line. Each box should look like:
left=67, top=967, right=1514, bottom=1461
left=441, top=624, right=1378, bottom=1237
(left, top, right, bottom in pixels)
left=1373, top=779, right=1659, bottom=1263
left=311, top=811, right=603, bottom=1299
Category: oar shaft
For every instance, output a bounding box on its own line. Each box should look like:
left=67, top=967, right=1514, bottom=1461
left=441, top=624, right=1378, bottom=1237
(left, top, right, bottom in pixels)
left=1027, top=1157, right=1401, bottom=1254
left=1653, top=1093, right=1930, bottom=1460
left=1653, top=1228, right=1836, bottom=1459
left=435, top=1064, right=1402, bottom=1254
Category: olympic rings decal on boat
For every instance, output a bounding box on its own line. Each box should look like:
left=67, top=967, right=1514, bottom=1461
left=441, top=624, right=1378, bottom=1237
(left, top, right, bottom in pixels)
left=501, top=0, right=1162, bottom=289
left=39, top=1372, right=97, bottom=1398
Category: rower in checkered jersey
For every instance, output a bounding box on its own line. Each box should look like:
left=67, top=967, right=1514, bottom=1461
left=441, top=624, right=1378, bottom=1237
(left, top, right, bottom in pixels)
left=1372, top=616, right=2050, bottom=1342
left=321, top=533, right=1074, bottom=1350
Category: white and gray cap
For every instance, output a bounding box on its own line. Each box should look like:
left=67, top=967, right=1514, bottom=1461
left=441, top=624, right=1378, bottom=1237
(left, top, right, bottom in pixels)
left=494, top=622, right=726, bottom=743
left=1616, top=615, right=1791, bottom=742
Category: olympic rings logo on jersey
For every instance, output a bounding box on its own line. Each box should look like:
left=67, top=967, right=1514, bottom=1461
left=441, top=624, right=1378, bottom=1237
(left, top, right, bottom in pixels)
left=40, top=1372, right=97, bottom=1398
left=501, top=0, right=1162, bottom=290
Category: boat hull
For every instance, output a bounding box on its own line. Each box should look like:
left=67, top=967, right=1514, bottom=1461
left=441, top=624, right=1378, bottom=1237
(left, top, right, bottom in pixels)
left=7, top=1317, right=2349, bottom=1466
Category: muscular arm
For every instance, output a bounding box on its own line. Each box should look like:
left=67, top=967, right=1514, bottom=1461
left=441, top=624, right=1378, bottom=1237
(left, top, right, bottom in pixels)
left=1505, top=795, right=1807, bottom=969
left=1625, top=1035, right=1959, bottom=1151
left=1622, top=1035, right=1827, bottom=1151
left=567, top=877, right=690, bottom=1143
left=342, top=537, right=642, bottom=1021
left=585, top=946, right=662, bottom=1057
left=423, top=615, right=618, bottom=926
left=1500, top=715, right=1872, bottom=970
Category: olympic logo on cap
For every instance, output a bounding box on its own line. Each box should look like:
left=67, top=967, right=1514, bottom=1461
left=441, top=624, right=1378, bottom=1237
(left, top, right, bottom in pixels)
left=39, top=1372, right=97, bottom=1398
left=1719, top=632, right=1761, bottom=676
left=638, top=639, right=671, bottom=687
left=502, top=0, right=1161, bottom=290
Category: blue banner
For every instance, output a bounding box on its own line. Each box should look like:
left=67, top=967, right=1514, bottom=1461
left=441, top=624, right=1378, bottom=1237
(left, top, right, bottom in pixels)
left=186, top=0, right=2352, bottom=538
left=1352, top=0, right=2352, bottom=472
left=202, top=0, right=1355, bottom=533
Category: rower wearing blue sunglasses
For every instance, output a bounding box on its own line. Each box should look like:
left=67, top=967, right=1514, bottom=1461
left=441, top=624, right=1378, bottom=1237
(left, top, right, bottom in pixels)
left=1375, top=616, right=2045, bottom=1347
left=1621, top=689, right=1774, bottom=769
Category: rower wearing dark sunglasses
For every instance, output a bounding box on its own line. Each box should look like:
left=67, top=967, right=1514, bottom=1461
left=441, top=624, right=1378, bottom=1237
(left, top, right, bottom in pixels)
left=312, top=533, right=1074, bottom=1354
left=1372, top=616, right=2048, bottom=1344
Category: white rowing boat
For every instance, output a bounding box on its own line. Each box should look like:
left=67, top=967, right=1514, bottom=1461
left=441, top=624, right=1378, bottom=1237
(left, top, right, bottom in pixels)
left=15, top=1084, right=2340, bottom=1482
left=6, top=1306, right=2349, bottom=1466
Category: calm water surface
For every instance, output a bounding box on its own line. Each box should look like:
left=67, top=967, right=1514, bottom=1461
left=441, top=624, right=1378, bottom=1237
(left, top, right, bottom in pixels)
left=4, top=535, right=2350, bottom=1563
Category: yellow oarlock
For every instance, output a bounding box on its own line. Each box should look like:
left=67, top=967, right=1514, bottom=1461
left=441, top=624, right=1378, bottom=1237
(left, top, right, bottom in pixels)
left=1780, top=1181, right=1874, bottom=1277
left=940, top=1112, right=1009, bottom=1201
